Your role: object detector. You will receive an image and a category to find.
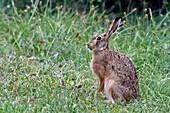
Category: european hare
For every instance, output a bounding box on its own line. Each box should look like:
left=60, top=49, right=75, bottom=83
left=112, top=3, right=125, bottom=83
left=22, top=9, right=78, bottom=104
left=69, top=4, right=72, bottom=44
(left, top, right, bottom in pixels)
left=87, top=17, right=139, bottom=103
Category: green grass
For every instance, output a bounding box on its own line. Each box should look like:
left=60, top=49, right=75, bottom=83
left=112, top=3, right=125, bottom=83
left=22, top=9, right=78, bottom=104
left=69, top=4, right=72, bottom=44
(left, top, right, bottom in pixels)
left=0, top=2, right=170, bottom=113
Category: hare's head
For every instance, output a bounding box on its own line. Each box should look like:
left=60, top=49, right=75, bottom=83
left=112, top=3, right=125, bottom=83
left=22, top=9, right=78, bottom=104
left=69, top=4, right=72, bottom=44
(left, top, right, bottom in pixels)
left=87, top=17, right=122, bottom=51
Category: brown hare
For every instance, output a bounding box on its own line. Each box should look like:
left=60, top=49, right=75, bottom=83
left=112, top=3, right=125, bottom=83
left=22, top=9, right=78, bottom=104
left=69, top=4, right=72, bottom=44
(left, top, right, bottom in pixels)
left=87, top=17, right=139, bottom=104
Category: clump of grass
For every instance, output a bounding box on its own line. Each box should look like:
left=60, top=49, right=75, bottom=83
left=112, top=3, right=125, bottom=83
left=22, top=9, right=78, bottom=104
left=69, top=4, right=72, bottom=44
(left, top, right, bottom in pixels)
left=0, top=1, right=170, bottom=112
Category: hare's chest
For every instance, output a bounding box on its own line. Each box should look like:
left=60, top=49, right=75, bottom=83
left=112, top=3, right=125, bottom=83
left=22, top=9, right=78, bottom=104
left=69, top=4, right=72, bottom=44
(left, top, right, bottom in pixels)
left=90, top=59, right=108, bottom=78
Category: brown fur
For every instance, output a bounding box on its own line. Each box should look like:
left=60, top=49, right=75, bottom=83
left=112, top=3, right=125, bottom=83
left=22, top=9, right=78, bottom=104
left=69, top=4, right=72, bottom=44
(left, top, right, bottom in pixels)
left=87, top=17, right=139, bottom=103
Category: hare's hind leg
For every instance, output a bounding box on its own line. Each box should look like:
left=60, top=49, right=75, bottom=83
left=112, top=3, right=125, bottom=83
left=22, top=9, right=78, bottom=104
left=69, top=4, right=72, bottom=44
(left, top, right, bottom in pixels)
left=104, top=79, right=115, bottom=104
left=105, top=79, right=125, bottom=103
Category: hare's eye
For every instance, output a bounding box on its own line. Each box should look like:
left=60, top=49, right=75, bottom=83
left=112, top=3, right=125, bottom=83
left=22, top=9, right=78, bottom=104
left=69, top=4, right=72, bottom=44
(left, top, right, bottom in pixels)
left=97, top=36, right=102, bottom=41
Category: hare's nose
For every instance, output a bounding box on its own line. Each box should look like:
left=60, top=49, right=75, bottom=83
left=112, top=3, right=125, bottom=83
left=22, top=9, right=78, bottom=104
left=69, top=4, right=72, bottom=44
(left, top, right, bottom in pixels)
left=87, top=44, right=90, bottom=48
left=87, top=43, right=92, bottom=50
left=87, top=43, right=90, bottom=47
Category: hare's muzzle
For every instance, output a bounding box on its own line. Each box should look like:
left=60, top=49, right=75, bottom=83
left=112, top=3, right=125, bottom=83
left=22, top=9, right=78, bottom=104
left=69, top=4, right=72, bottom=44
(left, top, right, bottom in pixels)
left=87, top=43, right=93, bottom=50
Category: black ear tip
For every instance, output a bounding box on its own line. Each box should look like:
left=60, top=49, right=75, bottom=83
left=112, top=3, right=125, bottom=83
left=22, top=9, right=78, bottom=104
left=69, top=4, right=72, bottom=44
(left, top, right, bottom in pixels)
left=115, top=17, right=122, bottom=21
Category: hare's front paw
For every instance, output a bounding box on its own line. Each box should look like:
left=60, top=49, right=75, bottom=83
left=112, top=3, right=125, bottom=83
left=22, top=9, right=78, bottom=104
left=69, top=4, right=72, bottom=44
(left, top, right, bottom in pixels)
left=94, top=91, right=99, bottom=99
left=94, top=90, right=102, bottom=99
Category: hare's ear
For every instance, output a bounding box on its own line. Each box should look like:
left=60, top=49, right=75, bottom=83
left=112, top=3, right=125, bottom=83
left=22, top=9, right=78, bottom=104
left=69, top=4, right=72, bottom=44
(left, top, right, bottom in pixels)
left=105, top=17, right=122, bottom=40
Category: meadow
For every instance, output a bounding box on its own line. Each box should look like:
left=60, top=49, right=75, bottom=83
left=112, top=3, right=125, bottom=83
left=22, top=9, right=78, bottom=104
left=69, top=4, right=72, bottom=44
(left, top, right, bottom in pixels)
left=0, top=1, right=170, bottom=112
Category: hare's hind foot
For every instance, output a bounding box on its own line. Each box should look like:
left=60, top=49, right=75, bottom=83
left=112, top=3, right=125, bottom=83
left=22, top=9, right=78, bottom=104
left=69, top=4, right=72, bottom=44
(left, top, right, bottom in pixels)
left=104, top=99, right=115, bottom=104
left=104, top=99, right=110, bottom=103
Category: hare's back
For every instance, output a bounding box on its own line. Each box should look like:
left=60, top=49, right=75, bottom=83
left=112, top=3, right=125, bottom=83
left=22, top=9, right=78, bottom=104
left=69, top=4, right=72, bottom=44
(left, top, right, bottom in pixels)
left=109, top=51, right=138, bottom=82
left=110, top=51, right=139, bottom=96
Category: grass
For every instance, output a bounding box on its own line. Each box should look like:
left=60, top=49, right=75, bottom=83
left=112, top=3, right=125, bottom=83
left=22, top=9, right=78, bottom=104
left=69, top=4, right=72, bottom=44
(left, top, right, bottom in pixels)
left=0, top=1, right=170, bottom=113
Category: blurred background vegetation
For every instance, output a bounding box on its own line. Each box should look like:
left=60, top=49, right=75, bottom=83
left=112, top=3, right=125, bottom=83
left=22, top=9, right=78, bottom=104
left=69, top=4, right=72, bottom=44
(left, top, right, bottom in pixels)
left=1, top=0, right=170, bottom=16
